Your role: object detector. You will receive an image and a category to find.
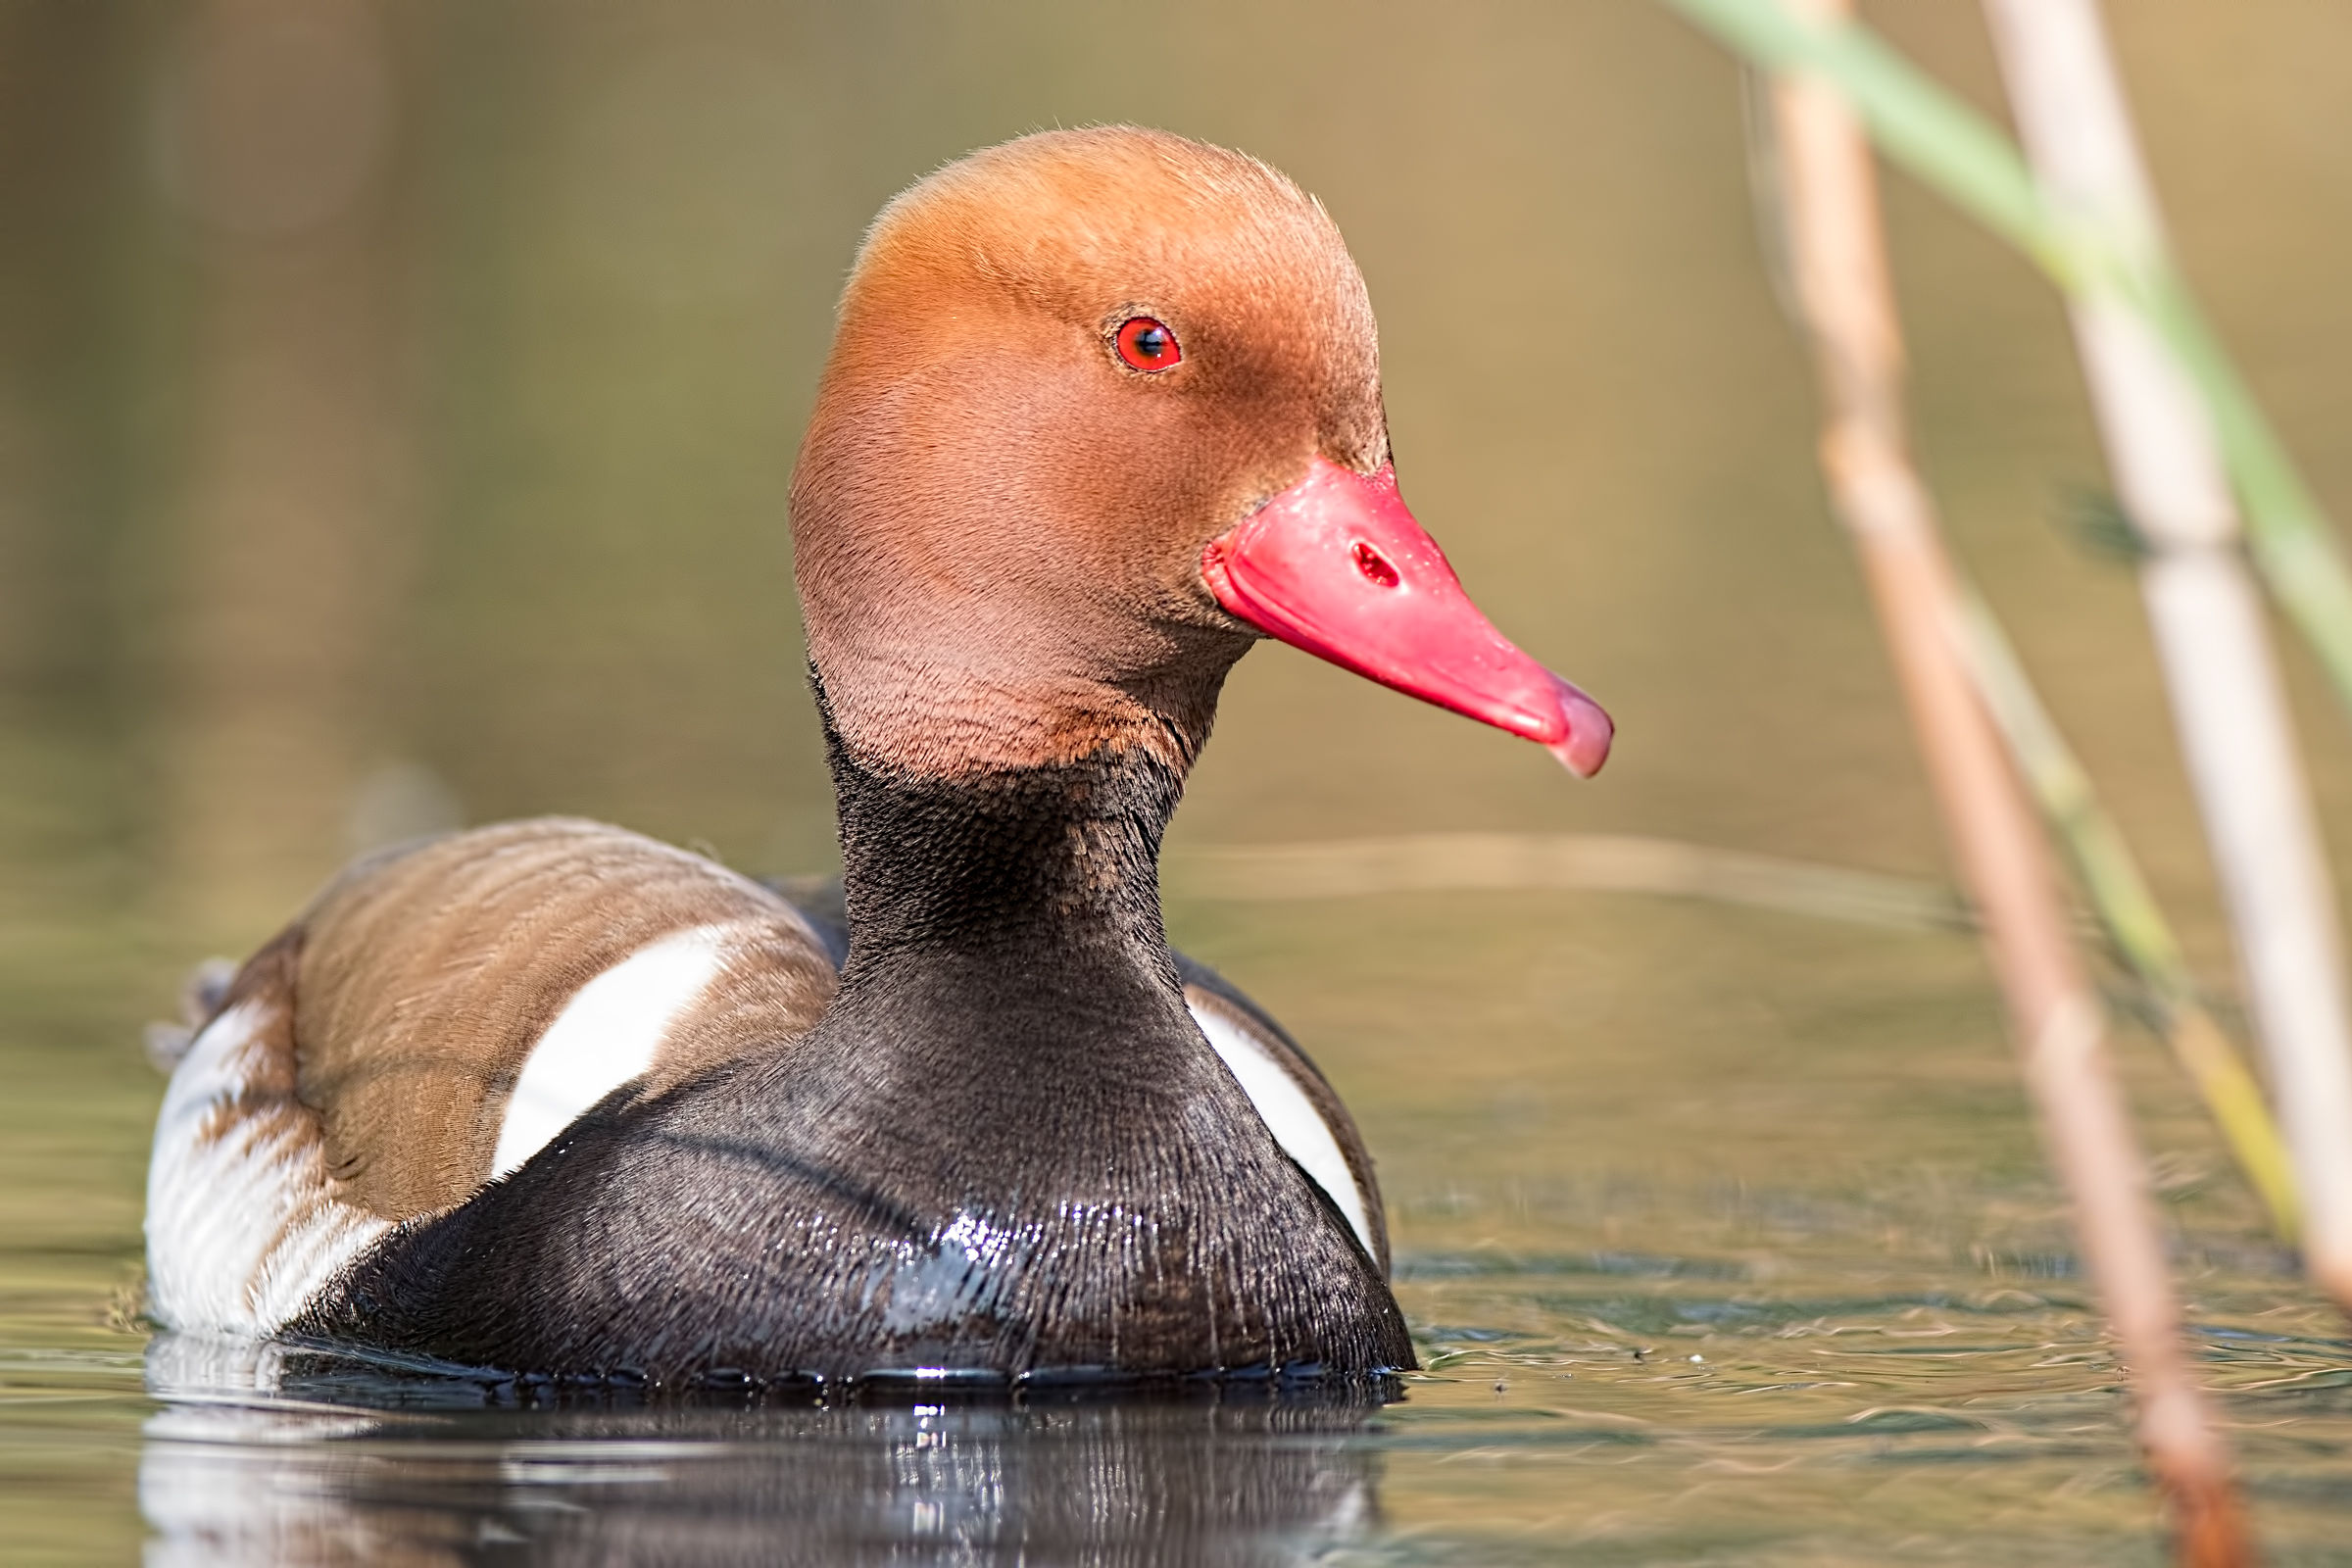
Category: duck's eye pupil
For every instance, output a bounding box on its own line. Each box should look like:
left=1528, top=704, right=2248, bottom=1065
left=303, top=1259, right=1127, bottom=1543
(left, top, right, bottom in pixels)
left=1115, top=317, right=1181, bottom=371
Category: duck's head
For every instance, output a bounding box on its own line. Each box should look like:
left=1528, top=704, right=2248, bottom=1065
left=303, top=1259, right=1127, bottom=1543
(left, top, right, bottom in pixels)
left=791, top=126, right=1611, bottom=782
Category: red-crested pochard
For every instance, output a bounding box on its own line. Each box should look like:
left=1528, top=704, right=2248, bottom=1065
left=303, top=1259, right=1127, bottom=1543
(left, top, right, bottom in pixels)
left=145, top=126, right=1611, bottom=1388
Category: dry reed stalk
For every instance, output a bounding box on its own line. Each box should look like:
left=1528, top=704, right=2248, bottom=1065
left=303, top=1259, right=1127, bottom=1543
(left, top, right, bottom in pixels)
left=1982, top=0, right=2352, bottom=1329
left=1770, top=2, right=2247, bottom=1556
left=1670, top=0, right=2352, bottom=730
left=1957, top=595, right=2297, bottom=1241
left=1165, top=832, right=1967, bottom=931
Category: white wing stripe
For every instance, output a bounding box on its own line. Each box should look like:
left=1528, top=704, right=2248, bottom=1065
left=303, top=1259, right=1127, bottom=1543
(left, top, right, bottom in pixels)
left=1188, top=1001, right=1378, bottom=1260
left=490, top=925, right=729, bottom=1179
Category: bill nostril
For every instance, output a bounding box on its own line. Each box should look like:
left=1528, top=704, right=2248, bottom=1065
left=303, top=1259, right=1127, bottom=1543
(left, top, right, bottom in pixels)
left=1350, top=541, right=1399, bottom=589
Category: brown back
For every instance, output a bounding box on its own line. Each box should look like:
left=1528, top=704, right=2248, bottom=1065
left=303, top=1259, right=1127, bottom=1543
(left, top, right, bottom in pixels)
left=291, top=818, right=838, bottom=1219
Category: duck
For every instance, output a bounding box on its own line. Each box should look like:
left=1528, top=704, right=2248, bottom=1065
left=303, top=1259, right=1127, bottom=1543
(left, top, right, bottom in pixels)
left=144, top=126, right=1612, bottom=1389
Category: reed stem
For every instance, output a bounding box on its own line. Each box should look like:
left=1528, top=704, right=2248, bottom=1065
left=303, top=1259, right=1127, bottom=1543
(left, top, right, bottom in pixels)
left=1981, top=0, right=2352, bottom=1326
left=1766, top=9, right=2248, bottom=1555
left=1955, top=593, right=2297, bottom=1242
left=1166, top=832, right=1967, bottom=931
left=1661, top=0, right=2352, bottom=731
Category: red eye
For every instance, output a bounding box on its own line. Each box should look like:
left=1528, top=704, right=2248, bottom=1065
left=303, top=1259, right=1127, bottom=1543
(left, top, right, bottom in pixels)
left=1114, top=317, right=1181, bottom=371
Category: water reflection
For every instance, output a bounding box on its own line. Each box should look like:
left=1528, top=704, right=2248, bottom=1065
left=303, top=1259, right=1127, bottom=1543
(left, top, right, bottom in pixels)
left=141, top=1333, right=1390, bottom=1567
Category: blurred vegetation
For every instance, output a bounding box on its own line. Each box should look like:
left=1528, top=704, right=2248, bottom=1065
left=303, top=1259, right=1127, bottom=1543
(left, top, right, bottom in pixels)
left=5, top=0, right=2350, bottom=1211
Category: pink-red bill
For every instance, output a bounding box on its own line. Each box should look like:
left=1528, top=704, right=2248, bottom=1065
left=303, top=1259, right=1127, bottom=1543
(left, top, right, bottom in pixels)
left=1202, top=457, right=1613, bottom=779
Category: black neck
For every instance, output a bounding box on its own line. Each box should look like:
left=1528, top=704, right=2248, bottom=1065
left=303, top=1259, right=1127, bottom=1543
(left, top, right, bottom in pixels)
left=816, top=679, right=1189, bottom=994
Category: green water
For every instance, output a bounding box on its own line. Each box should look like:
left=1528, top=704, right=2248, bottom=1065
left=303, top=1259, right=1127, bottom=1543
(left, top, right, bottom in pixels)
left=6, top=1, right=2352, bottom=1561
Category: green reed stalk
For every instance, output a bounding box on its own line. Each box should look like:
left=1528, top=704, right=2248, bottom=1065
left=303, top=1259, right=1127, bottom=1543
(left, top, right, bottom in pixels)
left=1954, top=593, right=2297, bottom=1240
left=1661, top=0, right=2352, bottom=721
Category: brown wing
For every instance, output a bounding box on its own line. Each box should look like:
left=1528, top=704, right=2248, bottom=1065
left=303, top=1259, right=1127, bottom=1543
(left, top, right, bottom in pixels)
left=287, top=817, right=839, bottom=1221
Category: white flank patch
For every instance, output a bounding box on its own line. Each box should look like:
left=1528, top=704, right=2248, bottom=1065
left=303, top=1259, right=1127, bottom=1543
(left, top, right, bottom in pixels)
left=489, top=924, right=729, bottom=1179
left=1189, top=1000, right=1379, bottom=1260
left=146, top=1001, right=392, bottom=1336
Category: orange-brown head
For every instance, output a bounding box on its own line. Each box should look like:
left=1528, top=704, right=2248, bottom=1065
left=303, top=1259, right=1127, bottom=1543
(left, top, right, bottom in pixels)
left=790, top=126, right=1609, bottom=781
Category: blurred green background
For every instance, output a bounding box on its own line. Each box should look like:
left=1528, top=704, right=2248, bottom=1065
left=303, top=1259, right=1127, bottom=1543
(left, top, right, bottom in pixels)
left=10, top=0, right=2352, bottom=974
left=6, top=2, right=2352, bottom=1560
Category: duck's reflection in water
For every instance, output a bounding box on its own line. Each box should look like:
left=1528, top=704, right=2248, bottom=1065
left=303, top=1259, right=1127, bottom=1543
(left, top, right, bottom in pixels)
left=141, top=1334, right=1393, bottom=1567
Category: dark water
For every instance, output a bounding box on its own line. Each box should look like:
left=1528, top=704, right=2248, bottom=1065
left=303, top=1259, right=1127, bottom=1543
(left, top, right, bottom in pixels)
left=7, top=2, right=2352, bottom=1562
